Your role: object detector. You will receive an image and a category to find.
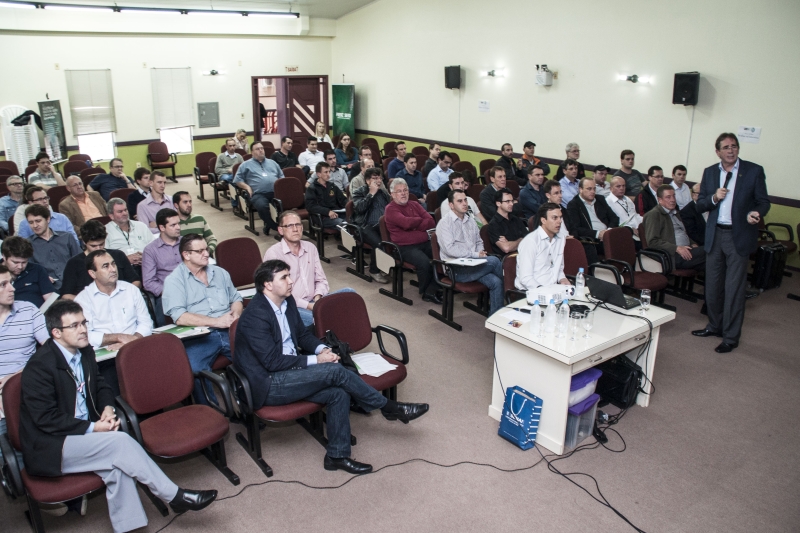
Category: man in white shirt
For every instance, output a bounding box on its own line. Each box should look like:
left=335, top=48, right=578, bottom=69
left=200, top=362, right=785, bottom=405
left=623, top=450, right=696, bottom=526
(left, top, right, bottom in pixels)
left=426, top=151, right=454, bottom=192
left=593, top=165, right=612, bottom=197
left=104, top=198, right=155, bottom=275
left=298, top=137, right=326, bottom=173
left=607, top=176, right=643, bottom=248
left=439, top=173, right=488, bottom=226
left=74, top=249, right=153, bottom=395
left=516, top=203, right=570, bottom=291
left=308, top=151, right=348, bottom=191
left=670, top=164, right=692, bottom=209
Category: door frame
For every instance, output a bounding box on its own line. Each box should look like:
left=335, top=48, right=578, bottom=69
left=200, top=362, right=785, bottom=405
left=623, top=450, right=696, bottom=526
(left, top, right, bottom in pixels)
left=251, top=75, right=329, bottom=143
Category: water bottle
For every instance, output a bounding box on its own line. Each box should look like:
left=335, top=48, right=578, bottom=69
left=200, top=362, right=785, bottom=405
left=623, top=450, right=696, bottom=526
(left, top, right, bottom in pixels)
left=529, top=300, right=541, bottom=334
left=556, top=299, right=570, bottom=337
left=575, top=268, right=585, bottom=299
left=544, top=299, right=557, bottom=334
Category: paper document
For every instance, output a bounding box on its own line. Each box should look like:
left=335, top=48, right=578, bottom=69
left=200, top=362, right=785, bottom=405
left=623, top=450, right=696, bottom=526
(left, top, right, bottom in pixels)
left=153, top=325, right=211, bottom=339
left=39, top=293, right=59, bottom=313
left=95, top=347, right=119, bottom=362
left=238, top=288, right=257, bottom=298
left=500, top=310, right=532, bottom=323
left=445, top=258, right=488, bottom=267
left=350, top=353, right=398, bottom=378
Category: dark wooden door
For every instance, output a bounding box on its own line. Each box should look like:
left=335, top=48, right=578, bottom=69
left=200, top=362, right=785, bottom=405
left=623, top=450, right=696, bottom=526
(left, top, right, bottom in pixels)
left=286, top=77, right=326, bottom=150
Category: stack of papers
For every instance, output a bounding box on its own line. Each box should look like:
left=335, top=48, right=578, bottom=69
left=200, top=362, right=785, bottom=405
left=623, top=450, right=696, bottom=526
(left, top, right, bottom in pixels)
left=153, top=325, right=210, bottom=339
left=95, top=347, right=119, bottom=362
left=445, top=258, right=488, bottom=267
left=350, top=352, right=398, bottom=378
left=238, top=288, right=257, bottom=299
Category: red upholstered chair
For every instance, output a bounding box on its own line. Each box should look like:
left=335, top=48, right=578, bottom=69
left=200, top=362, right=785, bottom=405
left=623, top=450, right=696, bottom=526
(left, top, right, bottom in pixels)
left=235, top=148, right=247, bottom=157
left=8, top=215, right=15, bottom=235
left=115, top=335, right=239, bottom=485
left=415, top=155, right=428, bottom=174
left=448, top=152, right=460, bottom=163
left=0, top=168, right=13, bottom=179
left=374, top=215, right=419, bottom=306
left=216, top=237, right=262, bottom=290
left=229, top=162, right=263, bottom=235
left=563, top=238, right=621, bottom=285
left=479, top=159, right=495, bottom=176
left=602, top=227, right=669, bottom=305
left=361, top=137, right=378, bottom=146
left=194, top=151, right=221, bottom=209
left=25, top=164, right=37, bottom=179
left=282, top=166, right=305, bottom=182
left=383, top=141, right=397, bottom=157
left=412, top=146, right=429, bottom=157
left=291, top=142, right=305, bottom=158
left=453, top=160, right=476, bottom=176
left=638, top=221, right=699, bottom=302
left=0, top=374, right=106, bottom=532
left=318, top=142, right=332, bottom=152
left=382, top=158, right=391, bottom=173
left=479, top=224, right=494, bottom=254
left=466, top=184, right=484, bottom=205
left=428, top=232, right=490, bottom=331
left=501, top=253, right=525, bottom=305
left=225, top=318, right=325, bottom=478
left=0, top=160, right=20, bottom=176
left=68, top=154, right=92, bottom=163
left=146, top=141, right=178, bottom=182
left=261, top=142, right=275, bottom=158
left=46, top=186, right=69, bottom=213
left=426, top=190, right=439, bottom=214
left=313, top=292, right=409, bottom=400
left=505, top=180, right=520, bottom=199
left=62, top=160, right=89, bottom=177
left=80, top=167, right=105, bottom=188
left=108, top=188, right=134, bottom=203
left=202, top=154, right=230, bottom=212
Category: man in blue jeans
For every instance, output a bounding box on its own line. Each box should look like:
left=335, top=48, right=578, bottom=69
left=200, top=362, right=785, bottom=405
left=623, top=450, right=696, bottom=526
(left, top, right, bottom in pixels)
left=233, top=260, right=429, bottom=475
left=162, top=234, right=243, bottom=404
left=435, top=190, right=504, bottom=315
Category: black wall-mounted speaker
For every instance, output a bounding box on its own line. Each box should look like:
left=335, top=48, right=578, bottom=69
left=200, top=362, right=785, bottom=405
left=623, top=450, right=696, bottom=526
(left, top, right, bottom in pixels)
left=445, top=66, right=461, bottom=89
left=673, top=72, right=700, bottom=106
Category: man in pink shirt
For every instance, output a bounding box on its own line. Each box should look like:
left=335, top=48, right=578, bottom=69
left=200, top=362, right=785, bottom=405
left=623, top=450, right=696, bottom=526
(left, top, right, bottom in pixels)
left=263, top=210, right=354, bottom=326
left=383, top=177, right=441, bottom=303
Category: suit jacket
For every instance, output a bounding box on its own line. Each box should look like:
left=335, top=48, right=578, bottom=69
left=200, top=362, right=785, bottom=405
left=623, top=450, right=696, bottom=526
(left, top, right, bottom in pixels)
left=565, top=194, right=619, bottom=240
left=680, top=201, right=706, bottom=245
left=20, top=339, right=114, bottom=477
left=479, top=185, right=499, bottom=222
left=58, top=192, right=108, bottom=233
left=233, top=293, right=322, bottom=408
left=643, top=206, right=696, bottom=255
left=696, top=159, right=770, bottom=255
left=638, top=186, right=658, bottom=215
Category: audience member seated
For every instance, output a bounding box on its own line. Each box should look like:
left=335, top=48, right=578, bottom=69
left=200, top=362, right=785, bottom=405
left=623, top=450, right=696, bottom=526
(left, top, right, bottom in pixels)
left=173, top=191, right=218, bottom=256
left=519, top=141, right=551, bottom=177
left=27, top=152, right=66, bottom=190
left=334, top=134, right=359, bottom=171
left=16, top=186, right=80, bottom=246
left=518, top=165, right=548, bottom=221
left=487, top=188, right=528, bottom=256
left=136, top=171, right=172, bottom=234
left=607, top=176, right=643, bottom=249
left=0, top=175, right=24, bottom=232
left=305, top=162, right=347, bottom=230
left=516, top=203, right=570, bottom=291
left=233, top=259, right=429, bottom=474
left=75, top=249, right=153, bottom=395
left=347, top=144, right=372, bottom=179
left=1, top=237, right=55, bottom=307
left=558, top=159, right=581, bottom=207
left=639, top=165, right=664, bottom=215
left=314, top=121, right=332, bottom=144
left=426, top=151, right=454, bottom=192
left=386, top=140, right=407, bottom=179
left=26, top=204, right=81, bottom=291
left=142, top=208, right=182, bottom=326
left=307, top=150, right=349, bottom=191
left=216, top=138, right=244, bottom=185
left=271, top=136, right=302, bottom=170
left=554, top=143, right=587, bottom=180
left=495, top=143, right=526, bottom=187
left=566, top=178, right=619, bottom=264
left=61, top=220, right=140, bottom=300
left=680, top=183, right=707, bottom=246
left=479, top=166, right=508, bottom=222
left=421, top=143, right=441, bottom=179
left=58, top=176, right=107, bottom=234
left=233, top=141, right=285, bottom=233
left=644, top=185, right=706, bottom=270
left=593, top=165, right=611, bottom=197
left=614, top=149, right=645, bottom=198
left=348, top=157, right=376, bottom=196
left=384, top=178, right=441, bottom=303
left=671, top=165, right=692, bottom=209
left=162, top=234, right=242, bottom=404
left=352, top=168, right=391, bottom=284
left=105, top=198, right=154, bottom=277
left=394, top=154, right=425, bottom=200
left=439, top=173, right=488, bottom=226
left=0, top=263, right=48, bottom=465
left=436, top=190, right=504, bottom=315
left=263, top=210, right=355, bottom=326
left=299, top=137, right=326, bottom=174
left=88, top=158, right=134, bottom=201
left=234, top=128, right=250, bottom=153
left=20, top=300, right=217, bottom=533
left=543, top=180, right=564, bottom=218
left=127, top=167, right=151, bottom=220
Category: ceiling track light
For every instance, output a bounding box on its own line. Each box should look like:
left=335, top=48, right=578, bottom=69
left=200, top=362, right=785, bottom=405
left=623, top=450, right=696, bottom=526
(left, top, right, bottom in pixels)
left=0, top=0, right=299, bottom=16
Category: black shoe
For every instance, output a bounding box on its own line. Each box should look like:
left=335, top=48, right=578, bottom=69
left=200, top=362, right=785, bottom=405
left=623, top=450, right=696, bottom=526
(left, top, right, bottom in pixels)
left=692, top=328, right=722, bottom=338
left=169, top=489, right=218, bottom=514
left=715, top=342, right=739, bottom=353
left=745, top=288, right=760, bottom=300
left=323, top=455, right=373, bottom=474
left=382, top=402, right=429, bottom=424
left=422, top=291, right=443, bottom=304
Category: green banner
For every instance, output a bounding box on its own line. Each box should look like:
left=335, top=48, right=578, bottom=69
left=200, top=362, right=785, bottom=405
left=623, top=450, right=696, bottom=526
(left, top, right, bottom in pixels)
left=37, top=100, right=67, bottom=162
left=332, top=84, right=355, bottom=139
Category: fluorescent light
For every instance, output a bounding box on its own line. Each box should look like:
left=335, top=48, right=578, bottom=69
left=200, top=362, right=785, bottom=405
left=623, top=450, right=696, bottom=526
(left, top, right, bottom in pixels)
left=0, top=2, right=36, bottom=9
left=119, top=7, right=181, bottom=15
left=246, top=12, right=298, bottom=18
left=189, top=10, right=241, bottom=16
left=46, top=4, right=113, bottom=11
left=617, top=74, right=628, bottom=81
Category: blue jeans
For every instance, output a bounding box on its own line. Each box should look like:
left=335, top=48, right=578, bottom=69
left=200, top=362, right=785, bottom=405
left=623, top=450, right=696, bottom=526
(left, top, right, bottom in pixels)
left=219, top=173, right=233, bottom=183
left=182, top=329, right=231, bottom=405
left=451, top=255, right=504, bottom=316
left=264, top=364, right=387, bottom=458
left=297, top=288, right=357, bottom=327
left=0, top=418, right=24, bottom=468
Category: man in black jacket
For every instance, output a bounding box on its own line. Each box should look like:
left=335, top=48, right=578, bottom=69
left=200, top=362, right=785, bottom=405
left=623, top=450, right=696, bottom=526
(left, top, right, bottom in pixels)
left=637, top=165, right=664, bottom=215
left=680, top=183, right=706, bottom=245
left=305, top=161, right=347, bottom=230
left=566, top=178, right=620, bottom=264
left=19, top=300, right=216, bottom=532
left=495, top=143, right=527, bottom=186
left=351, top=168, right=391, bottom=283
left=233, top=260, right=429, bottom=475
left=270, top=136, right=302, bottom=170
left=479, top=166, right=507, bottom=222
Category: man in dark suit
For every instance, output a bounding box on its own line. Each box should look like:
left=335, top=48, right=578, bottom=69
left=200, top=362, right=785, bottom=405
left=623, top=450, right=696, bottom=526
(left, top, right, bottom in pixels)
left=680, top=183, right=706, bottom=245
left=566, top=178, right=620, bottom=264
left=692, top=133, right=770, bottom=353
left=19, top=300, right=216, bottom=532
left=233, top=260, right=429, bottom=475
left=637, top=165, right=664, bottom=215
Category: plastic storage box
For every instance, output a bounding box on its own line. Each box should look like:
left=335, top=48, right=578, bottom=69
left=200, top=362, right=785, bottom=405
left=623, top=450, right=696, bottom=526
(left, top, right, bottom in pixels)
left=569, top=368, right=602, bottom=407
left=564, top=393, right=600, bottom=451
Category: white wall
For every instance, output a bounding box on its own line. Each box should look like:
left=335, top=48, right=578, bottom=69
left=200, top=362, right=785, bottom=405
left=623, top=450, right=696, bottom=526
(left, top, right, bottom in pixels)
left=331, top=0, right=800, bottom=198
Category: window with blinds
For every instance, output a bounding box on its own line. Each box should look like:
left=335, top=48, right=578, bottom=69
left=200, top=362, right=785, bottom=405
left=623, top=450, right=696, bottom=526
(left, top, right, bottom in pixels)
left=65, top=69, right=117, bottom=136
left=152, top=67, right=195, bottom=154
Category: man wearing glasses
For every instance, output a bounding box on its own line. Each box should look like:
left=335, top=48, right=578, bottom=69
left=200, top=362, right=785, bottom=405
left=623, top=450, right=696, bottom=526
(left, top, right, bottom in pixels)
left=263, top=210, right=354, bottom=326
left=426, top=151, right=454, bottom=192
left=0, top=176, right=24, bottom=233
left=27, top=153, right=66, bottom=190
left=15, top=186, right=80, bottom=246
left=162, top=234, right=243, bottom=404
left=88, top=158, right=135, bottom=201
left=487, top=189, right=528, bottom=256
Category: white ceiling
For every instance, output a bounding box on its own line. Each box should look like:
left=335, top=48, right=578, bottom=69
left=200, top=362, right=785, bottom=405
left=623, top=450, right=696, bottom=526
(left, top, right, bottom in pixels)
left=40, top=0, right=376, bottom=19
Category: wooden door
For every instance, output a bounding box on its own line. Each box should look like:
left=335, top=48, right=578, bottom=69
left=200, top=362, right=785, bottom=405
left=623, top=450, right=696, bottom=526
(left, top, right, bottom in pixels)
left=286, top=77, right=326, bottom=150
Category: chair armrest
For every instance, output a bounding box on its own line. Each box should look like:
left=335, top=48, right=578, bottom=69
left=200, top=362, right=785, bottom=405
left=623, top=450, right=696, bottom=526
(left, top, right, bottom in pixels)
left=373, top=324, right=409, bottom=365
left=270, top=197, right=284, bottom=216
left=638, top=249, right=671, bottom=273
left=169, top=153, right=178, bottom=164
left=115, top=396, right=144, bottom=445
left=226, top=365, right=254, bottom=416
left=603, top=258, right=634, bottom=286
left=146, top=154, right=153, bottom=166
left=0, top=433, right=24, bottom=498
left=309, top=212, right=323, bottom=231
left=431, top=259, right=455, bottom=289
left=588, top=263, right=622, bottom=285
left=765, top=222, right=794, bottom=241
left=379, top=240, right=404, bottom=265
left=758, top=229, right=776, bottom=242
left=196, top=370, right=234, bottom=418
left=193, top=166, right=200, bottom=183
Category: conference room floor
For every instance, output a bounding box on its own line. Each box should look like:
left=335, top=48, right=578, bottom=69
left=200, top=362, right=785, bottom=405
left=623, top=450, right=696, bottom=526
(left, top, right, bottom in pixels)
left=4, top=176, right=799, bottom=533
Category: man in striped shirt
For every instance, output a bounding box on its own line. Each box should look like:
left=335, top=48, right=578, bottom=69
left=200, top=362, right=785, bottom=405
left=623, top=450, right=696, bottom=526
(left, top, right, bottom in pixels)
left=172, top=191, right=218, bottom=257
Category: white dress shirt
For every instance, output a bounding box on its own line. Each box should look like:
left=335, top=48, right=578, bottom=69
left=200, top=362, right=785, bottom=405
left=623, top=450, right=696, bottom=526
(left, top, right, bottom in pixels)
left=74, top=280, right=153, bottom=347
left=714, top=159, right=739, bottom=225
left=608, top=194, right=643, bottom=236
left=515, top=226, right=567, bottom=290
left=595, top=181, right=611, bottom=197
left=105, top=220, right=155, bottom=255
left=671, top=182, right=692, bottom=209
left=298, top=149, right=326, bottom=169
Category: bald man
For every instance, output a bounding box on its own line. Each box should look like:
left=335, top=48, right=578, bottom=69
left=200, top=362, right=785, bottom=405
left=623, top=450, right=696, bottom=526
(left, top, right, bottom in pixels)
left=57, top=176, right=109, bottom=234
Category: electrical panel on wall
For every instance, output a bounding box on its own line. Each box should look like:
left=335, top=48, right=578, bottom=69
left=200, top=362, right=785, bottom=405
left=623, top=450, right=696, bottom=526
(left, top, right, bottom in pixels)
left=536, top=65, right=553, bottom=86
left=198, top=102, right=220, bottom=128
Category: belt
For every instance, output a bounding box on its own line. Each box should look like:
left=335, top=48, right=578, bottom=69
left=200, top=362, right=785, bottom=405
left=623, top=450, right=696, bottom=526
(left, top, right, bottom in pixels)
left=716, top=224, right=733, bottom=230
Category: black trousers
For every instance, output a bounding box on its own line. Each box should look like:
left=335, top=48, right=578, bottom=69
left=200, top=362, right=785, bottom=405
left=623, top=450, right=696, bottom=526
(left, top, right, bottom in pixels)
left=674, top=246, right=706, bottom=270
left=704, top=227, right=748, bottom=344
left=359, top=223, right=382, bottom=274
left=582, top=241, right=605, bottom=265
left=397, top=241, right=435, bottom=295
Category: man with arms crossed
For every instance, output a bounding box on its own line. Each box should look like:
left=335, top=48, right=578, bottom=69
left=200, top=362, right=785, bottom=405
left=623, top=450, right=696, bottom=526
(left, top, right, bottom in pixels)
left=487, top=188, right=528, bottom=256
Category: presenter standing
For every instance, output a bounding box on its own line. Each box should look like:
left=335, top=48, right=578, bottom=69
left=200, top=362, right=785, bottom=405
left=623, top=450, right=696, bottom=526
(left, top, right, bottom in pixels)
left=692, top=133, right=770, bottom=353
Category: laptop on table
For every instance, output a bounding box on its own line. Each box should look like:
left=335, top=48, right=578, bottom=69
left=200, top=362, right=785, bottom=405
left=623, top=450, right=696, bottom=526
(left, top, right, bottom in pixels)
left=585, top=276, right=641, bottom=310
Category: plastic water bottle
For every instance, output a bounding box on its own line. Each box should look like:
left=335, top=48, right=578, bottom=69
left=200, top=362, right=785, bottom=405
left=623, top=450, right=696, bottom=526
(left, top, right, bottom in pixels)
left=575, top=268, right=585, bottom=299
left=544, top=299, right=557, bottom=334
left=556, top=299, right=570, bottom=337
left=529, top=300, right=541, bottom=335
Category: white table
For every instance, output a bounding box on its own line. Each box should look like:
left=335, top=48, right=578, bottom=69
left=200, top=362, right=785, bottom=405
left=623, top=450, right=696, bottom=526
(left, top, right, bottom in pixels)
left=485, top=300, right=675, bottom=455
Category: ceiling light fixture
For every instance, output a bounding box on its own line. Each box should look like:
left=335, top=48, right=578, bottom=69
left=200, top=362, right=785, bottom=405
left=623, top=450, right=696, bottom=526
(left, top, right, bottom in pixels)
left=619, top=74, right=651, bottom=84
left=0, top=1, right=299, bottom=17
left=0, top=1, right=36, bottom=8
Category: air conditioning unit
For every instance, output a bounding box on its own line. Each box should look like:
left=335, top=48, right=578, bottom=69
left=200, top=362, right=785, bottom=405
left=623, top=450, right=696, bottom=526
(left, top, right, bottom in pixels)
left=536, top=65, right=553, bottom=86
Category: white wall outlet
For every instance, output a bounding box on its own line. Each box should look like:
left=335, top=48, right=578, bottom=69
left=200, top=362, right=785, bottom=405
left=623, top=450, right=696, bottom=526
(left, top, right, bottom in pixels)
left=54, top=63, right=59, bottom=70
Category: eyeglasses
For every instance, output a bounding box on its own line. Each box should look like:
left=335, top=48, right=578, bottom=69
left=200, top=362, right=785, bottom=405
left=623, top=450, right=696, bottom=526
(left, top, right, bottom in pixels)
left=57, top=320, right=89, bottom=331
left=499, top=199, right=515, bottom=204
left=32, top=196, right=49, bottom=203
left=280, top=223, right=303, bottom=230
left=111, top=165, right=124, bottom=169
left=187, top=248, right=209, bottom=255
left=7, top=182, right=23, bottom=186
